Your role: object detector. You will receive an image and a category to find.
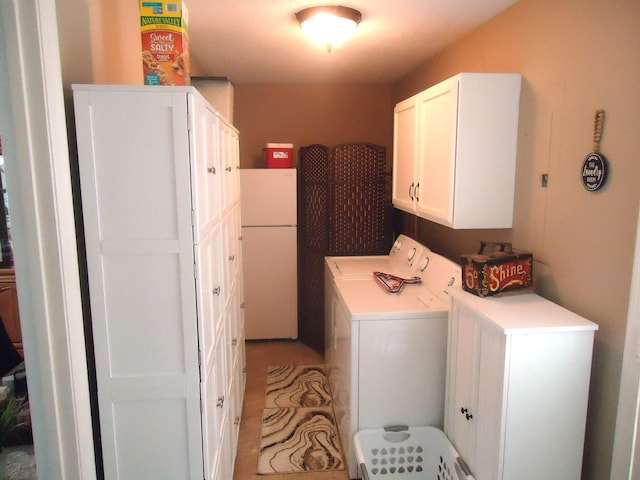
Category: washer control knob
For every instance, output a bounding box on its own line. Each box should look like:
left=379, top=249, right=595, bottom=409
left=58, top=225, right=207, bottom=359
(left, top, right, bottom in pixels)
left=419, top=256, right=430, bottom=271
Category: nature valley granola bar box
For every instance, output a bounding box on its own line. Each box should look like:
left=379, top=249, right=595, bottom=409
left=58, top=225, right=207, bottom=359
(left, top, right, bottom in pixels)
left=140, top=0, right=190, bottom=86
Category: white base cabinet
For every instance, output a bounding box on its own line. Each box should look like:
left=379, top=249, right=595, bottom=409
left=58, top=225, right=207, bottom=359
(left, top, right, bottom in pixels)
left=446, top=288, right=598, bottom=480
left=393, top=73, right=521, bottom=228
left=73, top=84, right=243, bottom=480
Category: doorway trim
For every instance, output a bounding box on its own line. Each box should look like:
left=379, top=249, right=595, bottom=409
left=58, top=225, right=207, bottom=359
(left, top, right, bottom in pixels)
left=611, top=203, right=640, bottom=479
left=0, top=0, right=96, bottom=478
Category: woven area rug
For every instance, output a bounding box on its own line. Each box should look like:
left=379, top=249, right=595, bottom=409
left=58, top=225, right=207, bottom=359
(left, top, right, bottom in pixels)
left=258, top=365, right=344, bottom=475
left=265, top=365, right=333, bottom=408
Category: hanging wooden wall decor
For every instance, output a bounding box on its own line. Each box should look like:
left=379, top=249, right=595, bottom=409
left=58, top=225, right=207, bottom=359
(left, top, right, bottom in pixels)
left=581, top=109, right=608, bottom=192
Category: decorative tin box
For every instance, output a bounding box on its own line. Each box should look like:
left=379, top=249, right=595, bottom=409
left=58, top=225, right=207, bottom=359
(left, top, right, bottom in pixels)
left=461, top=241, right=533, bottom=297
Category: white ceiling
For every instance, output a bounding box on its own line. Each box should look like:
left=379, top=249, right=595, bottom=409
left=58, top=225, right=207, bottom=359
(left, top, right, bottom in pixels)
left=186, top=0, right=520, bottom=85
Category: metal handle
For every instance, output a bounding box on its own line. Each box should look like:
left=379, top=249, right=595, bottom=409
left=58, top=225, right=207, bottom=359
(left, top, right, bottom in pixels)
left=234, top=416, right=240, bottom=425
left=231, top=338, right=238, bottom=347
left=456, top=456, right=472, bottom=477
left=225, top=166, right=232, bottom=172
left=478, top=241, right=513, bottom=255
left=229, top=255, right=235, bottom=261
left=461, top=407, right=473, bottom=420
left=216, top=396, right=225, bottom=408
left=415, top=182, right=420, bottom=202
left=409, top=182, right=415, bottom=200
left=207, top=166, right=216, bottom=174
left=360, top=463, right=371, bottom=480
left=212, top=286, right=221, bottom=296
left=384, top=425, right=409, bottom=432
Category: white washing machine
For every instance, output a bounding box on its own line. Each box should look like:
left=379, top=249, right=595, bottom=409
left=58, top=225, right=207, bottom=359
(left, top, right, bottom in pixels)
left=324, top=237, right=461, bottom=479
left=324, top=234, right=426, bottom=361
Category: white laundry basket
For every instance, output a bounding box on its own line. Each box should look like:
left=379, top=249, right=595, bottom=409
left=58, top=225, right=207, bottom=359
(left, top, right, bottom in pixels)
left=354, top=426, right=475, bottom=480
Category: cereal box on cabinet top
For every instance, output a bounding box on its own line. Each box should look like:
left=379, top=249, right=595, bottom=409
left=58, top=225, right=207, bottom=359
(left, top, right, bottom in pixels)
left=140, top=0, right=190, bottom=86
left=461, top=241, right=533, bottom=297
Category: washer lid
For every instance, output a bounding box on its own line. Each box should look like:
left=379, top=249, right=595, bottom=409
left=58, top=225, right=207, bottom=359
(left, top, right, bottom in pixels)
left=334, top=276, right=448, bottom=321
left=328, top=255, right=392, bottom=278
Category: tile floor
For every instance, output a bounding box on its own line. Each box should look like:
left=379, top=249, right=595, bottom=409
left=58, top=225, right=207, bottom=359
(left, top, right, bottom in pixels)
left=233, top=340, right=350, bottom=480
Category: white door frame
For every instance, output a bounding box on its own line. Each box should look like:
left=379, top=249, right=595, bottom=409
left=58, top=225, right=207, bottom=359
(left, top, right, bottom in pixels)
left=0, top=0, right=96, bottom=478
left=611, top=203, right=640, bottom=479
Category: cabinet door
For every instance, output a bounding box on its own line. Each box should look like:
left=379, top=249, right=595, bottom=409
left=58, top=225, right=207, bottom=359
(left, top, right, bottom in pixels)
left=416, top=77, right=458, bottom=224
left=219, top=121, right=240, bottom=214
left=189, top=95, right=221, bottom=243
left=473, top=318, right=507, bottom=480
left=201, top=329, right=228, bottom=480
left=447, top=301, right=481, bottom=467
left=195, top=226, right=226, bottom=480
left=229, top=127, right=240, bottom=206
left=392, top=95, right=419, bottom=213
left=195, top=226, right=224, bottom=366
left=447, top=299, right=507, bottom=480
left=228, top=296, right=245, bottom=463
left=0, top=275, right=22, bottom=357
left=221, top=209, right=239, bottom=303
left=74, top=87, right=203, bottom=479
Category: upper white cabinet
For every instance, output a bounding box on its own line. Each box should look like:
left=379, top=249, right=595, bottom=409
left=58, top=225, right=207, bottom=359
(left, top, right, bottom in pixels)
left=445, top=287, right=598, bottom=480
left=392, top=73, right=522, bottom=229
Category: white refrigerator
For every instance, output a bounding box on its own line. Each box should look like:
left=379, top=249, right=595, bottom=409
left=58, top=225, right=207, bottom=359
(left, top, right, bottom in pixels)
left=240, top=168, right=298, bottom=339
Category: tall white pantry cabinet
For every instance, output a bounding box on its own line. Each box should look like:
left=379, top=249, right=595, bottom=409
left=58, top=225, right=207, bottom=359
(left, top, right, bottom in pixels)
left=73, top=84, right=245, bottom=480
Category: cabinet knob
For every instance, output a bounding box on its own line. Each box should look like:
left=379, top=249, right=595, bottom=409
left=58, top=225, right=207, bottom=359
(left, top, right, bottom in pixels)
left=225, top=166, right=232, bottom=172
left=207, top=166, right=216, bottom=174
left=229, top=255, right=235, bottom=261
left=460, top=407, right=473, bottom=420
left=234, top=416, right=240, bottom=425
left=212, top=286, right=221, bottom=296
left=217, top=396, right=225, bottom=408
left=232, top=338, right=238, bottom=347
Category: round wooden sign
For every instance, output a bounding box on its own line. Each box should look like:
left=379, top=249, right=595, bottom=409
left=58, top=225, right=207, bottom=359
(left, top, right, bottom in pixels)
left=581, top=152, right=608, bottom=191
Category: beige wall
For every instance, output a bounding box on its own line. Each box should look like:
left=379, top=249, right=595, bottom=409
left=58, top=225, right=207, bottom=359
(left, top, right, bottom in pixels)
left=57, top=0, right=141, bottom=87
left=56, top=0, right=203, bottom=88
left=234, top=84, right=393, bottom=169
left=392, top=0, right=640, bottom=478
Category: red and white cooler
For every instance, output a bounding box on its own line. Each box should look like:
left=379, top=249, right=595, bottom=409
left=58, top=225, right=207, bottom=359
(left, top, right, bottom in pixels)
left=264, top=143, right=294, bottom=168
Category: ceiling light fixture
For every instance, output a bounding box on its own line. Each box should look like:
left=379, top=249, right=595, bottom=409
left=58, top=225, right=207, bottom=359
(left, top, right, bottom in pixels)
left=295, top=5, right=362, bottom=52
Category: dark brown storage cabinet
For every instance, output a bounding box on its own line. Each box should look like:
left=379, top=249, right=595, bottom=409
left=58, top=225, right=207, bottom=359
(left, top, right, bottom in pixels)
left=0, top=268, right=22, bottom=358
